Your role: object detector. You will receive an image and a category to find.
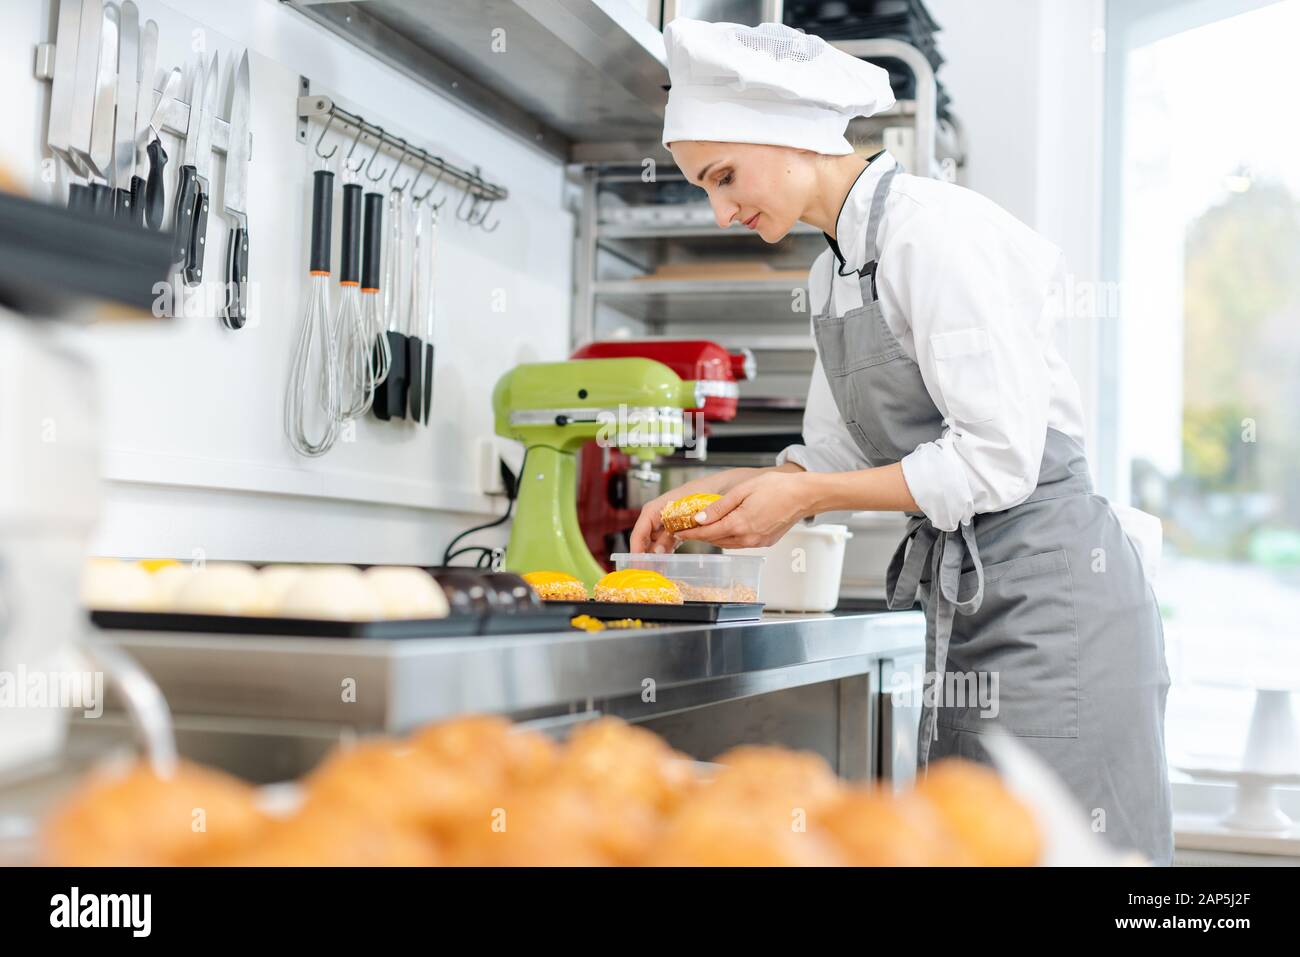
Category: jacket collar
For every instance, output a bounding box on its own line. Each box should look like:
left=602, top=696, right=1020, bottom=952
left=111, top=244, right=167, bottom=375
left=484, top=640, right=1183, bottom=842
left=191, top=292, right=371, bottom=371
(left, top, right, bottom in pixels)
left=823, top=148, right=895, bottom=275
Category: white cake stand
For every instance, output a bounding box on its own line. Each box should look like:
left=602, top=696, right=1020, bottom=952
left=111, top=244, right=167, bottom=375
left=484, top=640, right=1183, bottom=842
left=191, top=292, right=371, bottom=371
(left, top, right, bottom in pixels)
left=1175, top=688, right=1300, bottom=832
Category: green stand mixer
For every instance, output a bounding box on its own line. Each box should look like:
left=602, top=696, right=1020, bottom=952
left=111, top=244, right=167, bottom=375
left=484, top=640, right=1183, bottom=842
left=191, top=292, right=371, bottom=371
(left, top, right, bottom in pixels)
left=493, top=358, right=703, bottom=590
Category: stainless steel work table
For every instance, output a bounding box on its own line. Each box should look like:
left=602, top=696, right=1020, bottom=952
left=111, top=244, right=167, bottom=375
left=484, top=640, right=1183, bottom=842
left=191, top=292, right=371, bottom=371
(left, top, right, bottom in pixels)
left=83, top=609, right=926, bottom=783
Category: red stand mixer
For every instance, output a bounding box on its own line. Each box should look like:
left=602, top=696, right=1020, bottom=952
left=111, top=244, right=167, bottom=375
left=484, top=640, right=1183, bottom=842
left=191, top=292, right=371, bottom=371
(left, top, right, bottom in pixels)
left=570, top=339, right=756, bottom=569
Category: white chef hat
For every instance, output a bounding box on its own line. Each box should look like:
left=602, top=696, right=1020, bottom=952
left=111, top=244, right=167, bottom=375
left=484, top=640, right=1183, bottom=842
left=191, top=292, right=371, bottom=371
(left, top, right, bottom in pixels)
left=661, top=19, right=896, bottom=156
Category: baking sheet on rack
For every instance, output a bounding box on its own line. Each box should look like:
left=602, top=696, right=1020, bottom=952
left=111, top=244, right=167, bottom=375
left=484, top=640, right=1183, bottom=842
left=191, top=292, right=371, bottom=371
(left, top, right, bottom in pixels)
left=89, top=608, right=580, bottom=639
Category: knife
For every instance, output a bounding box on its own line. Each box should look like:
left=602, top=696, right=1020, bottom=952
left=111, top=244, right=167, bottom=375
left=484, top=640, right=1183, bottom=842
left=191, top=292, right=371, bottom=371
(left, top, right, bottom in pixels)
left=128, top=15, right=156, bottom=225
left=113, top=1, right=139, bottom=220
left=221, top=49, right=251, bottom=329
left=143, top=65, right=180, bottom=230
left=183, top=52, right=219, bottom=286
left=88, top=1, right=118, bottom=216
left=171, top=56, right=206, bottom=264
left=48, top=0, right=86, bottom=206
left=66, top=0, right=103, bottom=212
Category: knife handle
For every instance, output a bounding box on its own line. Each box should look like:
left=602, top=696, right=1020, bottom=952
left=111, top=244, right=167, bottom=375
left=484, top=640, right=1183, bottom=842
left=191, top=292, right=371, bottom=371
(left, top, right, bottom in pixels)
left=91, top=183, right=114, bottom=218
left=407, top=334, right=423, bottom=422
left=172, top=165, right=198, bottom=263
left=222, top=226, right=249, bottom=330
left=145, top=139, right=168, bottom=230
left=183, top=185, right=209, bottom=287
left=422, top=342, right=434, bottom=425
left=67, top=183, right=91, bottom=213
left=114, top=188, right=133, bottom=221
left=129, top=176, right=146, bottom=226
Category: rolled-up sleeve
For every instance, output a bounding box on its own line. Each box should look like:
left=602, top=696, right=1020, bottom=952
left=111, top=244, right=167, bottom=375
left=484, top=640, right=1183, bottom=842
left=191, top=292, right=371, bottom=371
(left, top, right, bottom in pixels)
left=883, top=209, right=1058, bottom=532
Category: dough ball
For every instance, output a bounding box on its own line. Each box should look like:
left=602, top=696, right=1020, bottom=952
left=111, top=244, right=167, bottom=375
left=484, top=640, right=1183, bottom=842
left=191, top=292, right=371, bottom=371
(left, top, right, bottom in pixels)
left=710, top=745, right=842, bottom=814
left=305, top=738, right=492, bottom=835
left=80, top=558, right=162, bottom=611
left=248, top=565, right=307, bottom=615
left=818, top=788, right=977, bottom=866
left=207, top=803, right=439, bottom=866
left=411, top=715, right=559, bottom=792
left=40, top=759, right=269, bottom=866
left=150, top=564, right=196, bottom=607
left=171, top=563, right=260, bottom=616
left=556, top=718, right=695, bottom=816
left=362, top=566, right=449, bottom=619
left=276, top=566, right=381, bottom=621
left=444, top=782, right=617, bottom=867
left=913, top=759, right=1042, bottom=866
left=645, top=793, right=844, bottom=866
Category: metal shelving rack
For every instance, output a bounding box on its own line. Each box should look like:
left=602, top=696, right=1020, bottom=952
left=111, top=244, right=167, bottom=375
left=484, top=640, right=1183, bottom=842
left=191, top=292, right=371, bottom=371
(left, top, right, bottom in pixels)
left=571, top=37, right=965, bottom=421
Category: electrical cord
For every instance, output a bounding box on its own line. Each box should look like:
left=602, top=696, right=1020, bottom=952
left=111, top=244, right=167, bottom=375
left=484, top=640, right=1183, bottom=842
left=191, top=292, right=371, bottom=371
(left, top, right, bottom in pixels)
left=441, top=444, right=553, bottom=566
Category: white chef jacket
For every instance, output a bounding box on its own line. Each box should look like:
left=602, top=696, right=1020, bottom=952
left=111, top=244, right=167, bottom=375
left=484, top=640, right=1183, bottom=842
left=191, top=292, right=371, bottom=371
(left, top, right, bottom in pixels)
left=776, top=151, right=1089, bottom=532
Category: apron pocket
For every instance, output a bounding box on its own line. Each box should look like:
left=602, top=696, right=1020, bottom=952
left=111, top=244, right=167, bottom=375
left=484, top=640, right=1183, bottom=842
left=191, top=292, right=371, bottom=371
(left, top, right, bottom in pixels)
left=936, top=547, right=1080, bottom=738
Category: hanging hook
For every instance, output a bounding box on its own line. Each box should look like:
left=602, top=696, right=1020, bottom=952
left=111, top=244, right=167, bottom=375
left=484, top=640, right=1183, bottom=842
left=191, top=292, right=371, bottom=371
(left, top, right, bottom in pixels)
left=342, top=120, right=369, bottom=176
left=408, top=154, right=433, bottom=204
left=388, top=139, right=413, bottom=192
left=474, top=194, right=501, bottom=233
left=313, top=113, right=338, bottom=160
left=456, top=187, right=480, bottom=222
left=457, top=170, right=488, bottom=222
left=424, top=162, right=450, bottom=211
left=363, top=127, right=392, bottom=182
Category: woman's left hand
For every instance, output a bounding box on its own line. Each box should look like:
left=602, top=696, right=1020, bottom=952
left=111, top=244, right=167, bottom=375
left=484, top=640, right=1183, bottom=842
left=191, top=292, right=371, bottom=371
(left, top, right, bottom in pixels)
left=672, top=471, right=817, bottom=549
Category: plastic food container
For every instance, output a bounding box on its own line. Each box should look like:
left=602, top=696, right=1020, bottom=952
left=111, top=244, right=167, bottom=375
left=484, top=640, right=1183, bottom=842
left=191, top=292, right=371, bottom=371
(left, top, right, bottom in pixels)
left=609, top=553, right=765, bottom=603
left=724, top=523, right=853, bottom=612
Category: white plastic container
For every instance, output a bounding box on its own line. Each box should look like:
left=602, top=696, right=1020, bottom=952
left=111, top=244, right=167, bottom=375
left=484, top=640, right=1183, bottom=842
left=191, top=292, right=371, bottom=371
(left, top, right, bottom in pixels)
left=725, top=523, right=853, bottom=612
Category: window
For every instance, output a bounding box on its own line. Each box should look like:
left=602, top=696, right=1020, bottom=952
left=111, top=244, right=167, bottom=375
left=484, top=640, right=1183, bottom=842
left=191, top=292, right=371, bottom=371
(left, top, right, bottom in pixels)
left=1104, top=0, right=1300, bottom=771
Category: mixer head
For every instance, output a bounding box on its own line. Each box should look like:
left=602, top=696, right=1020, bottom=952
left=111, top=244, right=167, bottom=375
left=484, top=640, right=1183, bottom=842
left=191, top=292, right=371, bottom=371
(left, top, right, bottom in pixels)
left=493, top=357, right=704, bottom=456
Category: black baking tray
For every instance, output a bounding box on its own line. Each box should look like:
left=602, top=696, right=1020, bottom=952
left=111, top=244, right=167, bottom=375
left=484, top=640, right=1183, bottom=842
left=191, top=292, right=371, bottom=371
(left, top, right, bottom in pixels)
left=552, top=600, right=765, bottom=623
left=89, top=607, right=581, bottom=639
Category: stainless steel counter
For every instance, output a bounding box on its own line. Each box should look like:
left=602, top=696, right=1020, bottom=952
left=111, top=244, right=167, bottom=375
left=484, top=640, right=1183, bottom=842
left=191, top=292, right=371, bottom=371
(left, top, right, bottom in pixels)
left=83, top=609, right=926, bottom=783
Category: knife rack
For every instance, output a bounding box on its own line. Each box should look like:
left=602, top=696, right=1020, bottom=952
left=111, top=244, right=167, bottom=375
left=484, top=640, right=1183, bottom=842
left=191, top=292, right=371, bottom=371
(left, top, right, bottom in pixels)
left=33, top=42, right=252, bottom=161
left=296, top=79, right=507, bottom=209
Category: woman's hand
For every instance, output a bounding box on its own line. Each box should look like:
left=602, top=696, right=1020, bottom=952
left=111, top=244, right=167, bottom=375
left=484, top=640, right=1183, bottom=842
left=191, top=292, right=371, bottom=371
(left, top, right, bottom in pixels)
left=629, top=468, right=757, bottom=554
left=672, top=471, right=817, bottom=550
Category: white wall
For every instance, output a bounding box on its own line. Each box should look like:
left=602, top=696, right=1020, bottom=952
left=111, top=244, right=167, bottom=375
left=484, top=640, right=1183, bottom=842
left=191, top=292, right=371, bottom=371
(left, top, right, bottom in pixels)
left=927, top=0, right=1107, bottom=461
left=2, top=0, right=574, bottom=564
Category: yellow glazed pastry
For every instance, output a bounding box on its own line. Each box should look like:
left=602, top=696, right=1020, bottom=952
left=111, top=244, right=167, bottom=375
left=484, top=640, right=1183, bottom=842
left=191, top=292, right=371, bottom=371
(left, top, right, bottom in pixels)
left=660, top=493, right=721, bottom=534
left=523, top=570, right=589, bottom=602
left=594, top=569, right=683, bottom=605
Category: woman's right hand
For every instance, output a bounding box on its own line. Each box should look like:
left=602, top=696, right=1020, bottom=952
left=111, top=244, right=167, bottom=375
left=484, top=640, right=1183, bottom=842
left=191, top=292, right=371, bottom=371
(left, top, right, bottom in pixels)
left=629, top=468, right=755, bottom=554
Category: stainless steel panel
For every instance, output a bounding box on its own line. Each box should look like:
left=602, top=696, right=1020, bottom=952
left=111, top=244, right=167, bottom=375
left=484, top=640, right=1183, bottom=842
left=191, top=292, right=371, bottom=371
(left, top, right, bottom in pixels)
left=101, top=612, right=924, bottom=731
left=285, top=0, right=669, bottom=158
left=637, top=679, right=841, bottom=766
left=879, top=652, right=924, bottom=790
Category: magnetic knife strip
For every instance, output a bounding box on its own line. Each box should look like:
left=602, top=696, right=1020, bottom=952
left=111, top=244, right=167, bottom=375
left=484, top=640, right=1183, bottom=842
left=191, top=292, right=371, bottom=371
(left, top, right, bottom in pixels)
left=34, top=41, right=252, bottom=161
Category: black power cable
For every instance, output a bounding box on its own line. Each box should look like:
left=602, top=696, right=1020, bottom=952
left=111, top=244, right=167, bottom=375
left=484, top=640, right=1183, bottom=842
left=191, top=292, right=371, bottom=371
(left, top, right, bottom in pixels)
left=442, top=444, right=558, bottom=567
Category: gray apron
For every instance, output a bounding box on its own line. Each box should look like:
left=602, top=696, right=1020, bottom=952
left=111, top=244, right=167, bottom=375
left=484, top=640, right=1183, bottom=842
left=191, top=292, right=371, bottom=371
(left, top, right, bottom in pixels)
left=812, top=166, right=1174, bottom=865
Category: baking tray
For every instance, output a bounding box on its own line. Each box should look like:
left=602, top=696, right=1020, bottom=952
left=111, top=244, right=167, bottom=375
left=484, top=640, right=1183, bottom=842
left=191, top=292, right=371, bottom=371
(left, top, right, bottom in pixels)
left=550, top=600, right=765, bottom=623
left=89, top=608, right=579, bottom=639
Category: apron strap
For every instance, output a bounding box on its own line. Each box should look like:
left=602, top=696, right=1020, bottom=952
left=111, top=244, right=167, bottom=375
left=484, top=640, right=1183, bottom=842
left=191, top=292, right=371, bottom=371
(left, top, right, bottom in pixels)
left=887, top=514, right=986, bottom=770
left=823, top=161, right=899, bottom=316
